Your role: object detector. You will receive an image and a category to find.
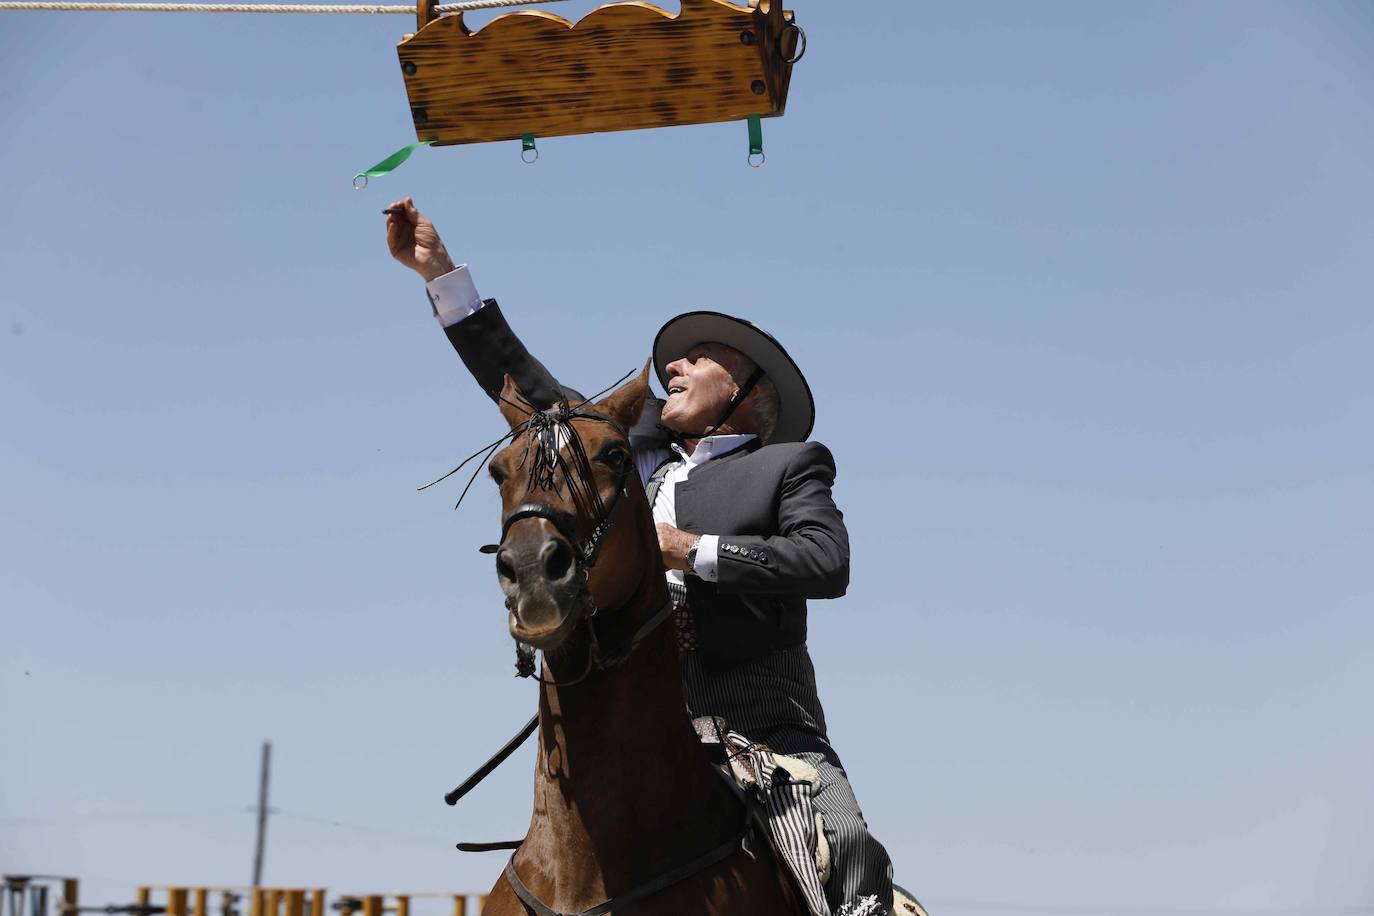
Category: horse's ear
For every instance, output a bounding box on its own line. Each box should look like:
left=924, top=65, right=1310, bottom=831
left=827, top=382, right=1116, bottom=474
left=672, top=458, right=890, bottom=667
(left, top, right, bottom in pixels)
left=596, top=360, right=652, bottom=431
left=498, top=374, right=534, bottom=429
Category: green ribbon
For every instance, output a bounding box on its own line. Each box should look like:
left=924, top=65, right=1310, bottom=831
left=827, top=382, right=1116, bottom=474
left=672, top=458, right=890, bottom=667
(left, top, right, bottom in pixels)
left=521, top=133, right=538, bottom=163
left=353, top=140, right=432, bottom=189
left=747, top=115, right=764, bottom=166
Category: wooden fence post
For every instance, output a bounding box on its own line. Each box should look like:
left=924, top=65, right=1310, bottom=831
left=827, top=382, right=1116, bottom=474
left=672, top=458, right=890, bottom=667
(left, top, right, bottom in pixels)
left=61, top=881, right=79, bottom=916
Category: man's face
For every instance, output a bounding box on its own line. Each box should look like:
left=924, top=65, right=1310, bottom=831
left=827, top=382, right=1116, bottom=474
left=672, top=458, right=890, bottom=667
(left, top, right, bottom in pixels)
left=660, top=342, right=755, bottom=435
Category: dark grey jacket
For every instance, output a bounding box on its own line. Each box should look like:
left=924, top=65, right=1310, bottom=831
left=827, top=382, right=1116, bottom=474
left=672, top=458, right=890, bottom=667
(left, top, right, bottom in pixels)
left=447, top=302, right=850, bottom=669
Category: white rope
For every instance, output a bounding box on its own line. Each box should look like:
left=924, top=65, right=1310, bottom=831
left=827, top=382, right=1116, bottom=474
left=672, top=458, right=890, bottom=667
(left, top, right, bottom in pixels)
left=0, top=0, right=564, bottom=12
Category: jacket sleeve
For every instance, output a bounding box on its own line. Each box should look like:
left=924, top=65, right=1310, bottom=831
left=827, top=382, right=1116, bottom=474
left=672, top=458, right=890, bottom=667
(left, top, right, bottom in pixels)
left=442, top=300, right=672, bottom=449
left=713, top=442, right=850, bottom=599
left=443, top=300, right=581, bottom=408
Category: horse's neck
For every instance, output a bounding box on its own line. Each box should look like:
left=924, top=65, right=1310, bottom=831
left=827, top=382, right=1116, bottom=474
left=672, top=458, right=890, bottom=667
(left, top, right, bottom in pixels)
left=526, top=586, right=738, bottom=904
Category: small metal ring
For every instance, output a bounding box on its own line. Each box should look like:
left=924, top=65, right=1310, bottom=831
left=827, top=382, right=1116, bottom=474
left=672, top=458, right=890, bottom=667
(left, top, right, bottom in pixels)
left=352, top=175, right=369, bottom=191
left=748, top=151, right=766, bottom=169
left=779, top=23, right=807, bottom=64
left=521, top=147, right=540, bottom=164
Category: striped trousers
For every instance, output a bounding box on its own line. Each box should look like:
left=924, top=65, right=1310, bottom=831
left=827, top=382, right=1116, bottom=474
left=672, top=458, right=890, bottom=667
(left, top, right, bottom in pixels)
left=679, top=647, right=895, bottom=914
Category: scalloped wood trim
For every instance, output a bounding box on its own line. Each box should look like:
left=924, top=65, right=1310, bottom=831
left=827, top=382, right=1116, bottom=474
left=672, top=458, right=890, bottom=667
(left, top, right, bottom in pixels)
left=396, top=0, right=797, bottom=146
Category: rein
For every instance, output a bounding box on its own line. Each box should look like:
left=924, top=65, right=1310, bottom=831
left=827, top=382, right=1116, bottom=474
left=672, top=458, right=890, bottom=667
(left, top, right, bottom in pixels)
left=502, top=823, right=748, bottom=916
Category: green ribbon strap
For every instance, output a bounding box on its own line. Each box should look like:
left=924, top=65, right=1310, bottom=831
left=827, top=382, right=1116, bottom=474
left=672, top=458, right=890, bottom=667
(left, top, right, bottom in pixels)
left=353, top=140, right=432, bottom=189
left=747, top=115, right=764, bottom=167
left=521, top=133, right=539, bottom=163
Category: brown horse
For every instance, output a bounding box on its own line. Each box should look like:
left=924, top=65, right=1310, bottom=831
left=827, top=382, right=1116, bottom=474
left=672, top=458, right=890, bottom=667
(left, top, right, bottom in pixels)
left=476, top=366, right=805, bottom=916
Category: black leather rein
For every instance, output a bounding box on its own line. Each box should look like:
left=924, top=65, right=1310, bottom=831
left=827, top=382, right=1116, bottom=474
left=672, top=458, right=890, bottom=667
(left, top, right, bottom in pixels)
left=502, top=825, right=748, bottom=916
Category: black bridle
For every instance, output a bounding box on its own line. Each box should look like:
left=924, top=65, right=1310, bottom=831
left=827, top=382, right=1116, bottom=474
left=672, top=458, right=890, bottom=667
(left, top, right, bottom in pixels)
left=474, top=398, right=673, bottom=687
left=440, top=389, right=678, bottom=809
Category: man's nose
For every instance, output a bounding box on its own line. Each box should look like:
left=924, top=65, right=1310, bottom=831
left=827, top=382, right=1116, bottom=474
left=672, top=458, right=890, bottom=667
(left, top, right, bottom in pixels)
left=665, top=356, right=689, bottom=378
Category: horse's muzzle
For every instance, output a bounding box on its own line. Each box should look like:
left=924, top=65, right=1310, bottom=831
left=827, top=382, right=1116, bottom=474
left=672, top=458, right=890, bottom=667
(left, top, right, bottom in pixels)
left=496, top=519, right=584, bottom=648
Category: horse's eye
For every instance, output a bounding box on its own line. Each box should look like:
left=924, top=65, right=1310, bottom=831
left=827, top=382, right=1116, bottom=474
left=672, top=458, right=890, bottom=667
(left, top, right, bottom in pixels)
left=489, top=466, right=507, bottom=486
left=599, top=448, right=629, bottom=470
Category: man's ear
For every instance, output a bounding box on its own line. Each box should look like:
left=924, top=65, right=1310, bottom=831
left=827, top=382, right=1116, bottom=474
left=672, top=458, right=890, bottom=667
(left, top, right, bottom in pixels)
left=596, top=360, right=652, bottom=431
left=498, top=374, right=535, bottom=429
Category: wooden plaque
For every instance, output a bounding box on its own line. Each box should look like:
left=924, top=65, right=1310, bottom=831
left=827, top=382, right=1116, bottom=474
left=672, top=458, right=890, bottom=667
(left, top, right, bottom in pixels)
left=396, top=0, right=800, bottom=147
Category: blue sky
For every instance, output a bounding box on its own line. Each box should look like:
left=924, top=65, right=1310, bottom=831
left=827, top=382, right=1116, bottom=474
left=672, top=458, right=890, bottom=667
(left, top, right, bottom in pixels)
left=2, top=1, right=1372, bottom=913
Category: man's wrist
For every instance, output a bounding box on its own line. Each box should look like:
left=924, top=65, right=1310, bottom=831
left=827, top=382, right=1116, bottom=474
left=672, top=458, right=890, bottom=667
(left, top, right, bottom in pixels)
left=419, top=251, right=457, bottom=283
left=685, top=536, right=703, bottom=575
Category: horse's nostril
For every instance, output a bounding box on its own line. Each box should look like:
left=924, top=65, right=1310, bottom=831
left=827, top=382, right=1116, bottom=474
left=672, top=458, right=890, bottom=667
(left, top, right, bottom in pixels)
left=542, top=539, right=574, bottom=582
left=495, top=549, right=517, bottom=583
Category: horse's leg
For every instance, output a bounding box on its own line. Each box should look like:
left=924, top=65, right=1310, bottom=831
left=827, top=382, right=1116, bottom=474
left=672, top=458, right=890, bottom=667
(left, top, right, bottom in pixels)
left=477, top=876, right=521, bottom=916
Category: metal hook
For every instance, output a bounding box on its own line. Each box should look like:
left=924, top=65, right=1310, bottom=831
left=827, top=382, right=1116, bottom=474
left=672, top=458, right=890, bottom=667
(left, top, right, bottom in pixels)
left=778, top=22, right=807, bottom=64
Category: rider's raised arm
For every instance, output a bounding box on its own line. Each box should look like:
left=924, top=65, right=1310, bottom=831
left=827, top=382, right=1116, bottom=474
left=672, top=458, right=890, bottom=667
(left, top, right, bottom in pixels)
left=386, top=197, right=578, bottom=409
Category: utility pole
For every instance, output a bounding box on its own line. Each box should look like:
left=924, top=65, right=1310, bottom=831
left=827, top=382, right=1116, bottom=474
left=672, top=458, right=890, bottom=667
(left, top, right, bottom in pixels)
left=251, top=741, right=272, bottom=887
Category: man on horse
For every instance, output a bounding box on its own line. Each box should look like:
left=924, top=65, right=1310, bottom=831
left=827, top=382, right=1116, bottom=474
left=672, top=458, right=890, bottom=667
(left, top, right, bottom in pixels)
left=386, top=198, right=898, bottom=915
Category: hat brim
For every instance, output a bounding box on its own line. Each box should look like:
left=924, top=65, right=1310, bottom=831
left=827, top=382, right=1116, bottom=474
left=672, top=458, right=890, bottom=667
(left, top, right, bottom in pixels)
left=653, top=311, right=815, bottom=444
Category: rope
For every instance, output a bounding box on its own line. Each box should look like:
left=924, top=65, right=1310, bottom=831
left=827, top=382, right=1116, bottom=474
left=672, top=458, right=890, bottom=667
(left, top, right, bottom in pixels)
left=0, top=0, right=565, bottom=12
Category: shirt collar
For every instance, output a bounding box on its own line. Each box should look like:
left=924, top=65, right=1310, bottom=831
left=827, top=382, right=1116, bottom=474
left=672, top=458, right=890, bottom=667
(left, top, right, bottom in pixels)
left=671, top=433, right=758, bottom=467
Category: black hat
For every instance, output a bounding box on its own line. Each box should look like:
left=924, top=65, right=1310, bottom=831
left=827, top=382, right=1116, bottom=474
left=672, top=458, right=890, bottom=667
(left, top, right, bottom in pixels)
left=652, top=311, right=815, bottom=444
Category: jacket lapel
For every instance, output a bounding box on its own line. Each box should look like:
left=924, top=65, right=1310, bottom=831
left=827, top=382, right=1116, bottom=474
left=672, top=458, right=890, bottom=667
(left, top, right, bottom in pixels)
left=673, top=438, right=763, bottom=533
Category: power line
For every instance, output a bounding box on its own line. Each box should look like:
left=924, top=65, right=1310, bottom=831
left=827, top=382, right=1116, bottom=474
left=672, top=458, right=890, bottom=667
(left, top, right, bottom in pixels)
left=271, top=809, right=452, bottom=849
left=0, top=810, right=246, bottom=823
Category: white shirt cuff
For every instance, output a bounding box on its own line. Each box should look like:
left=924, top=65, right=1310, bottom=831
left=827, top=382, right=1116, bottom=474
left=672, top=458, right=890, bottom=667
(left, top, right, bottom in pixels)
left=425, top=265, right=485, bottom=327
left=691, top=535, right=721, bottom=582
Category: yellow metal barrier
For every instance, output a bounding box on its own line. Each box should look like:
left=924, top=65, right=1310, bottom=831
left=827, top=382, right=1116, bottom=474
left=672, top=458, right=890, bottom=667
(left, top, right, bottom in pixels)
left=5, top=883, right=485, bottom=916
left=134, top=889, right=479, bottom=916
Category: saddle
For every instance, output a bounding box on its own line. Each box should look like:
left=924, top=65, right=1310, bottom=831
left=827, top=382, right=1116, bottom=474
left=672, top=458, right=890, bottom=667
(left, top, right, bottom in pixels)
left=693, top=716, right=855, bottom=916
left=693, top=717, right=930, bottom=916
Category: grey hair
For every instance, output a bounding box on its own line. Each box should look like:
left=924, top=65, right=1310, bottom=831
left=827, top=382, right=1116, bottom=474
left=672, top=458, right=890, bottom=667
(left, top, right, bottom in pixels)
left=713, top=343, right=781, bottom=444
left=751, top=375, right=780, bottom=444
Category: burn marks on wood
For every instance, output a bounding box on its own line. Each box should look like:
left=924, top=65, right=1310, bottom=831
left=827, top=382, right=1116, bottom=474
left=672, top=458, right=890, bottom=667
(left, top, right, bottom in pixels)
left=396, top=0, right=796, bottom=147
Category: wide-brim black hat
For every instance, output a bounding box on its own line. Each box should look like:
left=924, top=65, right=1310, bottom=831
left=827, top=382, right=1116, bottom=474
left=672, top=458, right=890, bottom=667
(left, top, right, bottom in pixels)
left=652, top=311, right=815, bottom=444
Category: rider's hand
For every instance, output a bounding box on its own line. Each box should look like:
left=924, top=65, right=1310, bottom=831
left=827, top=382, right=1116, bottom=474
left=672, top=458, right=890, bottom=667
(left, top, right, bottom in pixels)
left=656, top=523, right=698, bottom=573
left=386, top=197, right=457, bottom=282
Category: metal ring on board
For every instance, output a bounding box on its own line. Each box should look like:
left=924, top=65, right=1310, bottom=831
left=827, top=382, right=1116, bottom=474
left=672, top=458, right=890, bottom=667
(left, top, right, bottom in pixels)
left=521, top=147, right=539, bottom=164
left=353, top=175, right=369, bottom=190
left=748, top=151, right=766, bottom=169
left=778, top=22, right=806, bottom=64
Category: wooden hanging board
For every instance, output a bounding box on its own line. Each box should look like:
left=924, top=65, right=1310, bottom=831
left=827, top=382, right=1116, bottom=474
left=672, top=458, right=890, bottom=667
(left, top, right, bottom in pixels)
left=396, top=0, right=800, bottom=147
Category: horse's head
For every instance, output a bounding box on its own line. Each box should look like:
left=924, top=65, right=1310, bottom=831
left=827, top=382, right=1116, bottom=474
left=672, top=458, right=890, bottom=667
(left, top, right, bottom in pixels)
left=487, top=364, right=654, bottom=652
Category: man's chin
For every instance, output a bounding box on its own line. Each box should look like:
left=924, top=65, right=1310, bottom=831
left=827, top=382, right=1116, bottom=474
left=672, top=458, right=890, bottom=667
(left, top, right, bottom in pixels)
left=658, top=408, right=688, bottom=433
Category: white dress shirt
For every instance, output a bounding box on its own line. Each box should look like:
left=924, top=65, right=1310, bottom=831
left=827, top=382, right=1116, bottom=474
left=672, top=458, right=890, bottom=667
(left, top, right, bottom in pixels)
left=427, top=266, right=753, bottom=584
